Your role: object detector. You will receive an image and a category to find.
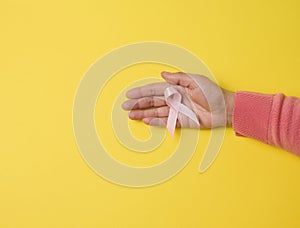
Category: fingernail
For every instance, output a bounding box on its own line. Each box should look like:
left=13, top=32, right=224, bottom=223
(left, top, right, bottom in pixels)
left=126, top=90, right=133, bottom=98
left=121, top=102, right=129, bottom=110
left=162, top=71, right=172, bottom=77
left=142, top=118, right=150, bottom=124
left=129, top=112, right=135, bottom=119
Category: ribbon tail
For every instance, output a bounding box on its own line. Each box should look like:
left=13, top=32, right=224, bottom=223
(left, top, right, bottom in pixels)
left=167, top=108, right=178, bottom=137
left=178, top=104, right=200, bottom=127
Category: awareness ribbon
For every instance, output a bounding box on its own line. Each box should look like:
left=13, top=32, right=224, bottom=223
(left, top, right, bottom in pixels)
left=164, top=87, right=200, bottom=137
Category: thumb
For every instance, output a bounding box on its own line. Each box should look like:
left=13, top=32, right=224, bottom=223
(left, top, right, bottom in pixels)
left=161, top=71, right=195, bottom=88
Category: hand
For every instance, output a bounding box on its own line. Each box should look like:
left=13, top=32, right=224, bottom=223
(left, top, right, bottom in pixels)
left=122, top=72, right=235, bottom=129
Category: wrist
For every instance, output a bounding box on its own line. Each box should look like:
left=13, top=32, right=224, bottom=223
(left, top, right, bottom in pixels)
left=223, top=90, right=235, bottom=127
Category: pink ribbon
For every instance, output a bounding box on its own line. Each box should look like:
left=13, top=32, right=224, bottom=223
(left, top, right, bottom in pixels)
left=164, top=87, right=200, bottom=137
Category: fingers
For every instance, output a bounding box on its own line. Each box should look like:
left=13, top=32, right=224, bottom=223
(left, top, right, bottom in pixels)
left=142, top=117, right=181, bottom=127
left=126, top=82, right=169, bottom=99
left=129, top=106, right=169, bottom=120
left=161, top=71, right=197, bottom=88
left=122, top=96, right=166, bottom=110
left=125, top=71, right=199, bottom=99
left=143, top=117, right=167, bottom=126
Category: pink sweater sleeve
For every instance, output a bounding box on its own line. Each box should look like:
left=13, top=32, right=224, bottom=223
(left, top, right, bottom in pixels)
left=232, top=91, right=300, bottom=156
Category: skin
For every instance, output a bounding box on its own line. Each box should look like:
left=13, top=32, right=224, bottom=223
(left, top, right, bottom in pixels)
left=122, top=71, right=235, bottom=129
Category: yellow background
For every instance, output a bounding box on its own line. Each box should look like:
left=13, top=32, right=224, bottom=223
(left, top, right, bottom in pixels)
left=1, top=0, right=300, bottom=227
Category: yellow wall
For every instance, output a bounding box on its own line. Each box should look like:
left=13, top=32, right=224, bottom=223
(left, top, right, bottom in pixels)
left=1, top=0, right=300, bottom=227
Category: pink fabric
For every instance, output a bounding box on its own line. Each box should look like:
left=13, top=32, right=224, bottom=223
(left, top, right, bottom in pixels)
left=164, top=87, right=199, bottom=137
left=233, top=91, right=300, bottom=156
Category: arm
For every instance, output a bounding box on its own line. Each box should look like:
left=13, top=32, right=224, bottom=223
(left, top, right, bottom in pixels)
left=122, top=72, right=300, bottom=156
left=233, top=91, right=300, bottom=156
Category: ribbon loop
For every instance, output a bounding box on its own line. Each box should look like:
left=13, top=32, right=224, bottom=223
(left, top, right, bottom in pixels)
left=164, top=87, right=200, bottom=137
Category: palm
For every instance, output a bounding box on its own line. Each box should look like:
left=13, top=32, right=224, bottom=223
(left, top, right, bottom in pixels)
left=184, top=86, right=215, bottom=128
left=122, top=72, right=230, bottom=129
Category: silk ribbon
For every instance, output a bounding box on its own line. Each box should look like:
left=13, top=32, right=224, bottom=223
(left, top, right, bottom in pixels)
left=164, top=87, right=200, bottom=137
